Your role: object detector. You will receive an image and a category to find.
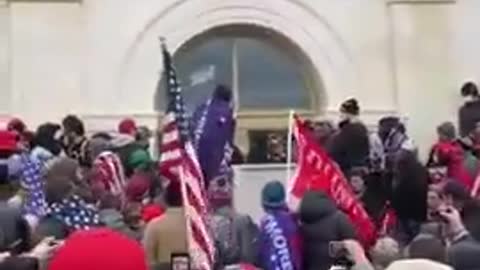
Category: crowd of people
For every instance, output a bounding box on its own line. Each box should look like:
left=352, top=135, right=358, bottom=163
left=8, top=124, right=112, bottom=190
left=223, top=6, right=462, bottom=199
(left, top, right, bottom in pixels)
left=1, top=82, right=480, bottom=270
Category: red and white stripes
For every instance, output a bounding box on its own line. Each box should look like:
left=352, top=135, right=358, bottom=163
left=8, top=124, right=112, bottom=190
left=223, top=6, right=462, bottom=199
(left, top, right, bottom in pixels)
left=159, top=113, right=184, bottom=183
left=159, top=112, right=214, bottom=270
left=180, top=154, right=215, bottom=270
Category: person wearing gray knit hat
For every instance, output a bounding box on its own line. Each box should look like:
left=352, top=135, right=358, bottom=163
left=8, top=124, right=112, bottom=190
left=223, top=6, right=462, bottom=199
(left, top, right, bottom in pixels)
left=437, top=122, right=456, bottom=141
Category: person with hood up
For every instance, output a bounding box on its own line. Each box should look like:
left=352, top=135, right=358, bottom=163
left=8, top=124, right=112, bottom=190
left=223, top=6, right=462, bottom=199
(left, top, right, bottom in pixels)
left=299, top=190, right=356, bottom=270
left=427, top=122, right=473, bottom=189
left=258, top=181, right=302, bottom=270
left=36, top=158, right=100, bottom=239
left=327, top=98, right=370, bottom=174
left=48, top=228, right=148, bottom=270
left=391, top=150, right=428, bottom=244
left=30, top=123, right=62, bottom=168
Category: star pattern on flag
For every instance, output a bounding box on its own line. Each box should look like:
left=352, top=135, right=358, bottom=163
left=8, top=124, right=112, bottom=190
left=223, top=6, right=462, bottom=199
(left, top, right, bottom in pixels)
left=163, top=50, right=190, bottom=142
left=20, top=155, right=47, bottom=218
left=47, top=194, right=100, bottom=231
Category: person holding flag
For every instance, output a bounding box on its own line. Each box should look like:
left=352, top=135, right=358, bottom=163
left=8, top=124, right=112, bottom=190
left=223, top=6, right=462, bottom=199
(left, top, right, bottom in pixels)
left=191, top=84, right=235, bottom=188
left=190, top=78, right=260, bottom=268
left=288, top=114, right=376, bottom=247
left=154, top=39, right=215, bottom=270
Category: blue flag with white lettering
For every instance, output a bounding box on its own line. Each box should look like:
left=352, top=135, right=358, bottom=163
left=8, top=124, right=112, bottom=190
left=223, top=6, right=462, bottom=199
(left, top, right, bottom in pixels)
left=259, top=209, right=303, bottom=270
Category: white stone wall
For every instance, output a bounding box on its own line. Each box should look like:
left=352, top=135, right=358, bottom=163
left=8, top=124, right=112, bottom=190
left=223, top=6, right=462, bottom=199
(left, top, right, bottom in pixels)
left=0, top=0, right=9, bottom=114
left=1, top=0, right=479, bottom=157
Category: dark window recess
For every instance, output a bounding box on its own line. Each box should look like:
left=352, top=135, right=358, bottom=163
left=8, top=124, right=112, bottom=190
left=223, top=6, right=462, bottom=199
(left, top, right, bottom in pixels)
left=247, top=129, right=288, bottom=164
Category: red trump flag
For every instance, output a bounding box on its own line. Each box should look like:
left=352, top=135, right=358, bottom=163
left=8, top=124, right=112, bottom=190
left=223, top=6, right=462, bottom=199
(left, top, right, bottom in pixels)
left=287, top=115, right=376, bottom=246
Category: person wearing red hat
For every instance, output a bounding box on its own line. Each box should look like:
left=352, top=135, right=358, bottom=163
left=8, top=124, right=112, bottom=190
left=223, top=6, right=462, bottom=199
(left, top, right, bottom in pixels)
left=7, top=118, right=33, bottom=151
left=48, top=228, right=148, bottom=270
left=118, top=118, right=138, bottom=137
left=125, top=172, right=165, bottom=224
left=7, top=118, right=26, bottom=135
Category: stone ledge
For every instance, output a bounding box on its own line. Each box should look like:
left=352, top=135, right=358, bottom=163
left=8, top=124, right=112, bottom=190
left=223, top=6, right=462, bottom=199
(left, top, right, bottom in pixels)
left=386, top=0, right=455, bottom=4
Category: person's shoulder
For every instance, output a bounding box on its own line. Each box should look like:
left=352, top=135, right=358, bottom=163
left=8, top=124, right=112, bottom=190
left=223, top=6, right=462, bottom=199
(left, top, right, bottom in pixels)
left=144, top=215, right=166, bottom=233
left=37, top=216, right=69, bottom=239
left=386, top=259, right=452, bottom=270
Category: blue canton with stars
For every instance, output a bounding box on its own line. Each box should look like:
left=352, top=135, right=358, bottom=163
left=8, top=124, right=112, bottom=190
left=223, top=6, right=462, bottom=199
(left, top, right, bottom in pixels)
left=47, top=194, right=100, bottom=231
left=161, top=41, right=191, bottom=143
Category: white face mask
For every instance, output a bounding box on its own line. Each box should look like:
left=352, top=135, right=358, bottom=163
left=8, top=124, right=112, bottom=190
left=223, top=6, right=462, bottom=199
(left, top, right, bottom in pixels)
left=339, top=113, right=349, bottom=122
left=464, top=96, right=475, bottom=103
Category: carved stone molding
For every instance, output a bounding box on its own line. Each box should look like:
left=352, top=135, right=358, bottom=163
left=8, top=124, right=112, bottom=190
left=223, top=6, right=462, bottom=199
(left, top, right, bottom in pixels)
left=118, top=0, right=361, bottom=115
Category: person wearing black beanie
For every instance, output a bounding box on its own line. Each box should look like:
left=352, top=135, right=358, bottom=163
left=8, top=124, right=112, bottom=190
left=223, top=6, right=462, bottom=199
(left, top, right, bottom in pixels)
left=327, top=98, right=370, bottom=174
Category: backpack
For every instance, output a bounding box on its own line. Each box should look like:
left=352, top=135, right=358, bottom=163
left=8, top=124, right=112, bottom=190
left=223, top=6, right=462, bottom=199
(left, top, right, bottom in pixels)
left=210, top=210, right=260, bottom=267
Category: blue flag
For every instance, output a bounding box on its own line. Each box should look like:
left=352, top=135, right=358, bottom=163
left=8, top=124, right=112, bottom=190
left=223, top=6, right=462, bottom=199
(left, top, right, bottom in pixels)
left=259, top=210, right=303, bottom=270
left=191, top=91, right=235, bottom=184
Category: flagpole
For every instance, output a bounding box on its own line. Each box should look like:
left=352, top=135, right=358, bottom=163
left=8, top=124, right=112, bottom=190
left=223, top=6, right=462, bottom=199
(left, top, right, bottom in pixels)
left=286, top=109, right=295, bottom=184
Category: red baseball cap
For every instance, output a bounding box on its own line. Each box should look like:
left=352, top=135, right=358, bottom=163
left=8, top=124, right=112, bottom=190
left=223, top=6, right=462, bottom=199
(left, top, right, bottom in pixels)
left=118, top=118, right=137, bottom=136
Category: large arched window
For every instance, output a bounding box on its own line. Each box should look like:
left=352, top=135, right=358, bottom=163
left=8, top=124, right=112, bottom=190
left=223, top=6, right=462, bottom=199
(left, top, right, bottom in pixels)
left=155, top=25, right=322, bottom=163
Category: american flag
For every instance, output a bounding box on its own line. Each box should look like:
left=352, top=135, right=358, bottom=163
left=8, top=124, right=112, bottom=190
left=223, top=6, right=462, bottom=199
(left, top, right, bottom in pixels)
left=158, top=40, right=215, bottom=270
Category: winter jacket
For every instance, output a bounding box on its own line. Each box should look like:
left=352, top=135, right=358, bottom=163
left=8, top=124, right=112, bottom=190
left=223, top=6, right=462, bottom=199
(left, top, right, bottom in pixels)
left=448, top=233, right=480, bottom=270
left=35, top=216, right=69, bottom=240
left=386, top=259, right=452, bottom=270
left=99, top=208, right=141, bottom=240
left=459, top=100, right=480, bottom=138
left=0, top=256, right=38, bottom=270
left=299, top=191, right=356, bottom=270
left=0, top=205, right=31, bottom=253
left=209, top=207, right=259, bottom=267
left=391, top=152, right=428, bottom=224
left=327, top=120, right=370, bottom=174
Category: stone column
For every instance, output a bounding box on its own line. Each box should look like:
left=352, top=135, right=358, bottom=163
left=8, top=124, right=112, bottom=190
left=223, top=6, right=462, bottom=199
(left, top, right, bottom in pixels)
left=0, top=0, right=10, bottom=114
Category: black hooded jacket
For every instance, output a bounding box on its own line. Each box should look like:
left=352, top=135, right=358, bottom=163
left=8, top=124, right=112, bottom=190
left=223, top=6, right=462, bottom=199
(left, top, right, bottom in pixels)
left=459, top=100, right=480, bottom=137
left=299, top=191, right=356, bottom=270
left=448, top=234, right=480, bottom=270
left=327, top=120, right=370, bottom=174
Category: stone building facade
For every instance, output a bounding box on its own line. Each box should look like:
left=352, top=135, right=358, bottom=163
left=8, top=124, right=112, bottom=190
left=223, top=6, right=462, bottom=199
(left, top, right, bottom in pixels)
left=0, top=0, right=476, bottom=157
